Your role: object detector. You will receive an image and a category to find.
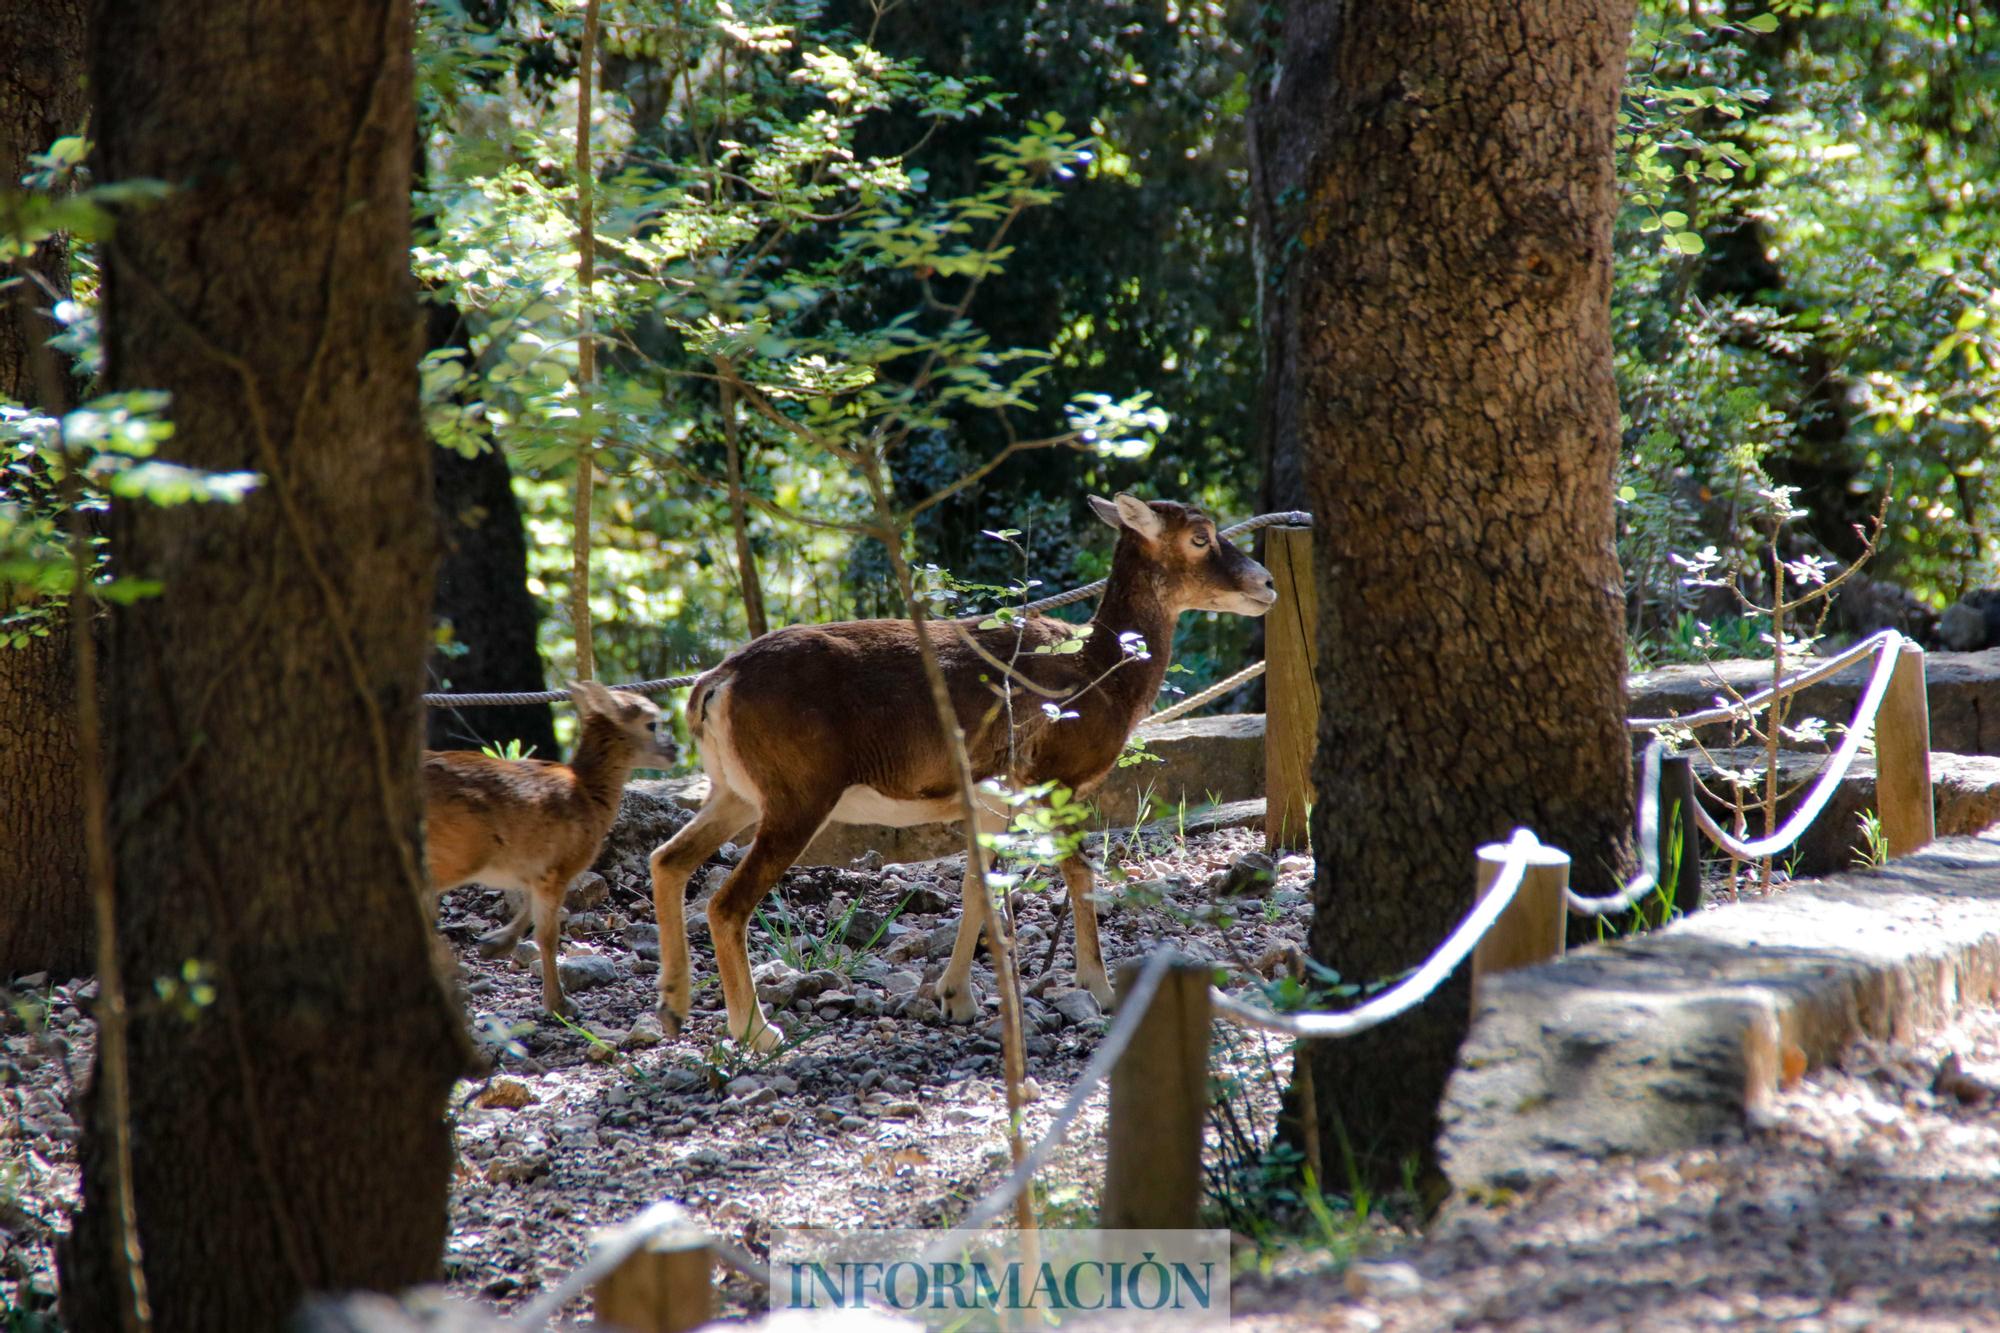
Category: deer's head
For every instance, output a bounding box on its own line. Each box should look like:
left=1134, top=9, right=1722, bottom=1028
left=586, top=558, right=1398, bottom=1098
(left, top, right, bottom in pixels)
left=1089, top=493, right=1278, bottom=617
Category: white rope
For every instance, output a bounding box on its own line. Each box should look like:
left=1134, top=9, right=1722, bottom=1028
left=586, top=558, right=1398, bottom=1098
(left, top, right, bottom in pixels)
left=1142, top=660, right=1267, bottom=730
left=1627, top=630, right=1897, bottom=731
left=1680, top=631, right=1902, bottom=862
left=920, top=951, right=1176, bottom=1260
left=1567, top=740, right=1665, bottom=916
left=1208, top=829, right=1539, bottom=1039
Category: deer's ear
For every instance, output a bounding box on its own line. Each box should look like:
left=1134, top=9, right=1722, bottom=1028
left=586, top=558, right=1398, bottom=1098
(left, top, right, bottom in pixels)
left=1088, top=494, right=1124, bottom=532
left=567, top=679, right=613, bottom=715
left=1112, top=493, right=1165, bottom=541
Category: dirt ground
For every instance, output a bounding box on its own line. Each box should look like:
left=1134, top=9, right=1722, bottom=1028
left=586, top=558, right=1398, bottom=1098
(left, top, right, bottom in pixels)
left=9, top=827, right=2000, bottom=1331
left=0, top=823, right=1309, bottom=1324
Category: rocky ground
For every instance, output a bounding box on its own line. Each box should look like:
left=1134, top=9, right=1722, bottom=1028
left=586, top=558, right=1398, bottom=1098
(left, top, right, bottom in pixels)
left=12, top=823, right=2000, bottom=1332
left=0, top=821, right=1312, bottom=1325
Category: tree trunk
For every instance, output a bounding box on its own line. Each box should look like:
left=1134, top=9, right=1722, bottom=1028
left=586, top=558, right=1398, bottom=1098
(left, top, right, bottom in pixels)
left=0, top=0, right=91, bottom=981
left=64, top=3, right=466, bottom=1329
left=1288, top=0, right=1637, bottom=1183
left=428, top=440, right=561, bottom=757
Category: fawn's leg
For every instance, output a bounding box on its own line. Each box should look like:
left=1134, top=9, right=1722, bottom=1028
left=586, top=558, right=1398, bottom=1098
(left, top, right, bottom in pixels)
left=477, top=893, right=532, bottom=958
left=648, top=786, right=756, bottom=1036
left=707, top=800, right=832, bottom=1053
left=532, top=868, right=575, bottom=1018
left=1060, top=851, right=1115, bottom=1009
left=937, top=800, right=1012, bottom=1024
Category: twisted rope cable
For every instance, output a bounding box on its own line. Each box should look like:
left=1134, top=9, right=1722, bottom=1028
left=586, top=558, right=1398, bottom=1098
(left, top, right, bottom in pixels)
left=1572, top=630, right=1909, bottom=913
left=1683, top=631, right=1902, bottom=861
left=1566, top=740, right=1665, bottom=916
left=1628, top=629, right=1895, bottom=731
left=423, top=510, right=1315, bottom=708
left=920, top=951, right=1175, bottom=1257
left=1209, top=829, right=1539, bottom=1039
left=1139, top=660, right=1268, bottom=730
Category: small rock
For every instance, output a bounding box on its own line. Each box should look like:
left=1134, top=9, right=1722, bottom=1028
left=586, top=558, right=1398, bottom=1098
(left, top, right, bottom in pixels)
left=754, top=959, right=806, bottom=1008
left=837, top=1115, right=869, bottom=1132
left=565, top=871, right=609, bottom=911
left=882, top=969, right=923, bottom=995
left=1933, top=1052, right=2000, bottom=1104
left=512, top=941, right=540, bottom=969
left=15, top=972, right=47, bottom=989
left=898, top=996, right=944, bottom=1025
left=621, top=1016, right=664, bottom=1050
left=1051, top=989, right=1103, bottom=1027
left=1207, top=852, right=1277, bottom=899
left=718, top=841, right=746, bottom=863
left=852, top=850, right=884, bottom=871
left=880, top=1100, right=923, bottom=1118
left=842, top=909, right=890, bottom=947
left=624, top=922, right=662, bottom=960
left=1636, top=1162, right=1679, bottom=1194
left=1277, top=854, right=1312, bottom=877
left=725, top=1075, right=764, bottom=1098
left=476, top=1078, right=537, bottom=1110
left=1345, top=1261, right=1423, bottom=1300
left=557, top=953, right=622, bottom=992
left=554, top=1113, right=600, bottom=1135
left=486, top=1151, right=552, bottom=1184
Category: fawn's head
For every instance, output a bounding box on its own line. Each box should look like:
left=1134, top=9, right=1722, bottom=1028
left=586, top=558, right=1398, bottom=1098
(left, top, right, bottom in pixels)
left=1089, top=493, right=1277, bottom=617
left=568, top=680, right=679, bottom=768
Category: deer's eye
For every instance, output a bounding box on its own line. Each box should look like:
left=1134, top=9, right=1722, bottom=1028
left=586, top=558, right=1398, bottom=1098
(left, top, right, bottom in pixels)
left=645, top=720, right=658, bottom=732
left=1191, top=533, right=1210, bottom=549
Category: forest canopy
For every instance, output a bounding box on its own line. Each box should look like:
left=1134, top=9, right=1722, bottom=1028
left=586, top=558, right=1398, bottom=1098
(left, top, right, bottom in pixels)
left=5, top=0, right=1999, bottom=708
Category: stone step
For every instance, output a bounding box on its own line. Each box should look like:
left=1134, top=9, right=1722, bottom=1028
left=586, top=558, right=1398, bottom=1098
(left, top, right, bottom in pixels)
left=1688, top=748, right=2000, bottom=877
left=1629, top=647, right=2000, bottom=756
left=1440, top=831, right=2000, bottom=1195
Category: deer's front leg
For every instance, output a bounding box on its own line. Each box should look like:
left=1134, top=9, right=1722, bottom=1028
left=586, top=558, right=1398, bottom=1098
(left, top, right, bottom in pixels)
left=1059, top=852, right=1114, bottom=1009
left=648, top=788, right=755, bottom=1036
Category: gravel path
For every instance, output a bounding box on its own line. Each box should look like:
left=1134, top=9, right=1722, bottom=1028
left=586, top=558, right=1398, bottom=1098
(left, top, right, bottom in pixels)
left=1238, top=1002, right=2000, bottom=1331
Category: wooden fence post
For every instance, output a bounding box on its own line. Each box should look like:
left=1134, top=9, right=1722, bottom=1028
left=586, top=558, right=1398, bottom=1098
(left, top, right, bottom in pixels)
left=1658, top=755, right=1704, bottom=915
left=1102, top=956, right=1211, bottom=1230
left=1263, top=525, right=1317, bottom=852
left=1470, top=839, right=1570, bottom=1006
left=593, top=1206, right=715, bottom=1333
left=1876, top=639, right=1934, bottom=858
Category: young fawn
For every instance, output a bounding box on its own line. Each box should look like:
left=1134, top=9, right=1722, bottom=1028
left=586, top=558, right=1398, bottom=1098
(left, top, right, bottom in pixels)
left=647, top=495, right=1276, bottom=1051
left=423, top=680, right=676, bottom=1016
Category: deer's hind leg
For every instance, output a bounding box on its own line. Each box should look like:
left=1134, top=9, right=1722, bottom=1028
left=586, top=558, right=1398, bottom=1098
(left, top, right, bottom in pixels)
left=1060, top=851, right=1115, bottom=1010
left=649, top=784, right=756, bottom=1036
left=707, top=797, right=834, bottom=1053
left=532, top=867, right=577, bottom=1018
left=937, top=800, right=1013, bottom=1024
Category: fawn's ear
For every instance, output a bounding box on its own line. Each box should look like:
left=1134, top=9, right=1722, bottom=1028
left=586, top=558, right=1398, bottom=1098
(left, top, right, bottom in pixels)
left=1110, top=492, right=1165, bottom=541
left=1088, top=494, right=1123, bottom=532
left=567, top=679, right=614, bottom=715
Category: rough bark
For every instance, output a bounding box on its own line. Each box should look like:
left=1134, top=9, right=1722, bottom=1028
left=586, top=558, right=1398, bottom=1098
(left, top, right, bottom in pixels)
left=1288, top=0, right=1637, bottom=1182
left=63, top=3, right=466, bottom=1329
left=0, top=0, right=91, bottom=981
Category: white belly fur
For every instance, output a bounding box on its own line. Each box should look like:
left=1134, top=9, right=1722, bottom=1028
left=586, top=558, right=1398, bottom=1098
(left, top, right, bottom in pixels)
left=828, top=786, right=966, bottom=828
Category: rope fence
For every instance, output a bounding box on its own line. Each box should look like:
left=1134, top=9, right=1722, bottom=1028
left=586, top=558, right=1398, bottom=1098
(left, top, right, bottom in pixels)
left=420, top=510, right=1314, bottom=711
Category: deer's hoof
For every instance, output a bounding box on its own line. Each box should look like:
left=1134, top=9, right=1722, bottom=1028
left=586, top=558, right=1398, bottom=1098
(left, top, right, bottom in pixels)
left=733, top=1015, right=786, bottom=1055
left=659, top=1003, right=688, bottom=1039
left=938, top=983, right=980, bottom=1025
left=543, top=993, right=576, bottom=1021
left=476, top=927, right=522, bottom=960
left=1080, top=973, right=1115, bottom=1013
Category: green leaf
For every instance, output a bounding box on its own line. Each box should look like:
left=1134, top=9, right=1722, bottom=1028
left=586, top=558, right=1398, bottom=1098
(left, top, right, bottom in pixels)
left=1741, top=13, right=1780, bottom=33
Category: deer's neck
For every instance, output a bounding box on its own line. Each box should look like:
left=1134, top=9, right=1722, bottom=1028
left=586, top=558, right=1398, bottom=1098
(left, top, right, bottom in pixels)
left=567, top=723, right=636, bottom=822
left=1085, top=562, right=1178, bottom=723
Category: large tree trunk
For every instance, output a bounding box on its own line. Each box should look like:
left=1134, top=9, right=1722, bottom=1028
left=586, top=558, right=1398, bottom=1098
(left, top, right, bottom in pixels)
left=1289, top=0, right=1636, bottom=1182
left=0, top=0, right=91, bottom=981
left=64, top=3, right=466, bottom=1329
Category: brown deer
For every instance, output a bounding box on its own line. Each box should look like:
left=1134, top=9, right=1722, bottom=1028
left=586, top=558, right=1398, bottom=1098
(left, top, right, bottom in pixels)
left=647, top=495, right=1276, bottom=1051
left=424, top=680, right=676, bottom=1016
